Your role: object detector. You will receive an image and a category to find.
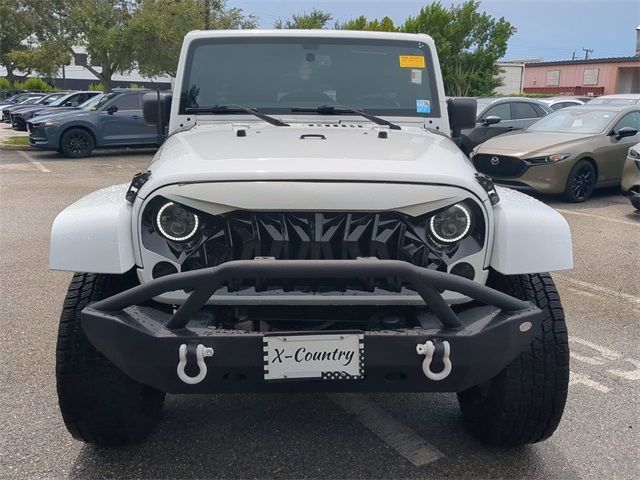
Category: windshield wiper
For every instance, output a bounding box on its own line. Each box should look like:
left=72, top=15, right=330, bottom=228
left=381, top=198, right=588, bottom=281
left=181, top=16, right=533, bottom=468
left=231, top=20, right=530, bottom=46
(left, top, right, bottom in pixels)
left=290, top=105, right=401, bottom=130
left=184, top=105, right=289, bottom=127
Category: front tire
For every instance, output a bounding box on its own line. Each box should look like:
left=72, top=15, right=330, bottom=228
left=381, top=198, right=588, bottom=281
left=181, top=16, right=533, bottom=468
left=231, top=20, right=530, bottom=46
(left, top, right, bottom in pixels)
left=56, top=272, right=165, bottom=446
left=457, top=272, right=569, bottom=446
left=564, top=160, right=596, bottom=202
left=60, top=128, right=94, bottom=158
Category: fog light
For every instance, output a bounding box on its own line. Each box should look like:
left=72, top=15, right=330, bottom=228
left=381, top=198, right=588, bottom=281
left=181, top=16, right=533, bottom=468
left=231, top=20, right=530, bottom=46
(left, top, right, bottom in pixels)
left=450, top=262, right=475, bottom=280
left=430, top=203, right=471, bottom=243
left=156, top=201, right=199, bottom=241
left=152, top=261, right=178, bottom=279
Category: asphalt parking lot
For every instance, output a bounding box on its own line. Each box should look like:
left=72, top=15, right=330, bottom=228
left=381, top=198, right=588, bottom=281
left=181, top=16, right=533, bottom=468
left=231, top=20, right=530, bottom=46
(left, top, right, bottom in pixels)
left=1, top=147, right=638, bottom=479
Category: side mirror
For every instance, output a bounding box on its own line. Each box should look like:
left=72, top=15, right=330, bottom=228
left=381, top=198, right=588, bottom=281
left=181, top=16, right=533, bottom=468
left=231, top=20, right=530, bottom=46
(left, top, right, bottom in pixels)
left=482, top=115, right=501, bottom=126
left=143, top=91, right=172, bottom=126
left=447, top=97, right=477, bottom=140
left=106, top=105, right=118, bottom=115
left=64, top=102, right=73, bottom=107
left=613, top=127, right=638, bottom=140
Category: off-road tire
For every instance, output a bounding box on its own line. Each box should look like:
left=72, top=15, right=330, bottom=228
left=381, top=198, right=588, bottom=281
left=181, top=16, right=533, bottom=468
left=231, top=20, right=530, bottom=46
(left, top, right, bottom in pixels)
left=457, top=272, right=569, bottom=446
left=56, top=272, right=165, bottom=446
left=563, top=160, right=596, bottom=202
left=60, top=128, right=94, bottom=158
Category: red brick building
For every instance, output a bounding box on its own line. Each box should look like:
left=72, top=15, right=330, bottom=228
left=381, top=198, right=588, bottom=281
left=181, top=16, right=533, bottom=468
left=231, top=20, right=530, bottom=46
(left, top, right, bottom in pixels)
left=522, top=56, right=640, bottom=96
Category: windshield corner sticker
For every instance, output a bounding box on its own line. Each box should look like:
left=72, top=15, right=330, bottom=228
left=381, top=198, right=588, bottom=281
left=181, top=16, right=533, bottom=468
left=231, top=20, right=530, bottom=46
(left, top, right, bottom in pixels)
left=416, top=99, right=431, bottom=114
left=411, top=69, right=423, bottom=84
left=399, top=55, right=426, bottom=69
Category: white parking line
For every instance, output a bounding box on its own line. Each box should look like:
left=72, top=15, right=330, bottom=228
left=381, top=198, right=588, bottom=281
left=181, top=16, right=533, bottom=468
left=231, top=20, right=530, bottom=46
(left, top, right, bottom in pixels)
left=555, top=275, right=640, bottom=306
left=329, top=393, right=445, bottom=467
left=555, top=208, right=639, bottom=227
left=16, top=150, right=51, bottom=173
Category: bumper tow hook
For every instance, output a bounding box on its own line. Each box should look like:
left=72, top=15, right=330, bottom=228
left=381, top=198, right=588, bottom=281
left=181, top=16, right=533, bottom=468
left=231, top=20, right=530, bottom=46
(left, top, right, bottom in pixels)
left=177, top=344, right=214, bottom=385
left=416, top=340, right=452, bottom=381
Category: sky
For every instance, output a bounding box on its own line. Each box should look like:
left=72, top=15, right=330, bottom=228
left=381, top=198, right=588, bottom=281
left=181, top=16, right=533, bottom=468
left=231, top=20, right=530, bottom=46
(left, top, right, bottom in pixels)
left=231, top=0, right=640, bottom=61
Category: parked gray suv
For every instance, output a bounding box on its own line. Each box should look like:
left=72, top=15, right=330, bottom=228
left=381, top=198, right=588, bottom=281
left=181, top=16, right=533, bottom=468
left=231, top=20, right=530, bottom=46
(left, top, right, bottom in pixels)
left=28, top=89, right=160, bottom=158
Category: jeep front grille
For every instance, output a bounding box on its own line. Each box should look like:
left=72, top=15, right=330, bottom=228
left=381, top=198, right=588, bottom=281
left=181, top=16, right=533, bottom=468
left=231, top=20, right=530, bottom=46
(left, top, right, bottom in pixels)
left=141, top=200, right=485, bottom=293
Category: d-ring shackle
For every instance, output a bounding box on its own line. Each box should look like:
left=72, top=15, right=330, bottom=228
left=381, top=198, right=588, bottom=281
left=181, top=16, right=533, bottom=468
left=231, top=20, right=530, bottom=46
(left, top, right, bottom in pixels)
left=177, top=344, right=214, bottom=385
left=416, top=340, right=452, bottom=381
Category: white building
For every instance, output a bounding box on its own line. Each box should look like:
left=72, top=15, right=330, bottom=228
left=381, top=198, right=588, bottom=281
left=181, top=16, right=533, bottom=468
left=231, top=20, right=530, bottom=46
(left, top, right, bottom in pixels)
left=495, top=58, right=543, bottom=95
left=1, top=48, right=171, bottom=91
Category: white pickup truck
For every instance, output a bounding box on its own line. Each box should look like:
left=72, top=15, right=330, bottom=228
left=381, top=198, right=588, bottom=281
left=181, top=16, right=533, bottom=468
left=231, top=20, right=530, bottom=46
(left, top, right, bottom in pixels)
left=50, top=30, right=573, bottom=447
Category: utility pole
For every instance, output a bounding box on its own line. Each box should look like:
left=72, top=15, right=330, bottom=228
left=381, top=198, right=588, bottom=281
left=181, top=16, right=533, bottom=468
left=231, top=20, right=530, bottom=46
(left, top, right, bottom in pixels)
left=571, top=51, right=576, bottom=61
left=204, top=0, right=211, bottom=29
left=582, top=48, right=593, bottom=60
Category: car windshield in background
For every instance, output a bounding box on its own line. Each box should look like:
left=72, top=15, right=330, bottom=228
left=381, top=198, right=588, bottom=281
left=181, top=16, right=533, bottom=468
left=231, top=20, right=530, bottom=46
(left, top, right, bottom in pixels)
left=587, top=98, right=637, bottom=105
left=81, top=92, right=116, bottom=110
left=180, top=37, right=439, bottom=117
left=527, top=108, right=617, bottom=134
left=49, top=94, right=77, bottom=107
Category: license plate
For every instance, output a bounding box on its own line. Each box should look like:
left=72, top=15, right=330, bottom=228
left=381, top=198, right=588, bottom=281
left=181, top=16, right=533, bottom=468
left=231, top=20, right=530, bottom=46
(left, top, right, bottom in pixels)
left=263, top=333, right=363, bottom=380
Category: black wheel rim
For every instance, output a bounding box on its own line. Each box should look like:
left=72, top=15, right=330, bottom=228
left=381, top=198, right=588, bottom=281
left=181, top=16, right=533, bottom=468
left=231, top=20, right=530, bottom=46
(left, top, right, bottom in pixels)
left=571, top=165, right=594, bottom=201
left=67, top=133, right=90, bottom=155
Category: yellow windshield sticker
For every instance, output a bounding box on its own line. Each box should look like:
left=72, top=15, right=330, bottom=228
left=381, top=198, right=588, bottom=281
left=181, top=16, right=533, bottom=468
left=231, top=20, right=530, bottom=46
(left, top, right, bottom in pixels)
left=399, top=55, right=425, bottom=68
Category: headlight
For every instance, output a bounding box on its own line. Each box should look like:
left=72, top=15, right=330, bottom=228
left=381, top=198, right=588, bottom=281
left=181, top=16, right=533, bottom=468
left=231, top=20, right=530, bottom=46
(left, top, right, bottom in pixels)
left=527, top=153, right=571, bottom=164
left=629, top=148, right=640, bottom=160
left=429, top=203, right=471, bottom=243
left=156, top=201, right=199, bottom=242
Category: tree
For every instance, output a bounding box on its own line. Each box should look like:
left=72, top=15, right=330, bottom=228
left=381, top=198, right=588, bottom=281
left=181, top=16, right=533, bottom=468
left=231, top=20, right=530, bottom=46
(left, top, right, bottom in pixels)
left=337, top=15, right=398, bottom=32
left=401, top=1, right=515, bottom=96
left=0, top=0, right=35, bottom=83
left=131, top=0, right=257, bottom=78
left=274, top=8, right=332, bottom=29
left=7, top=1, right=136, bottom=92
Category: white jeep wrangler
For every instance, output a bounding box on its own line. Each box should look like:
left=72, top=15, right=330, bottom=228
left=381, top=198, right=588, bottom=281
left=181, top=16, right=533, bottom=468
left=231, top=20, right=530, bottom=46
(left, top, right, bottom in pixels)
left=50, top=30, right=573, bottom=447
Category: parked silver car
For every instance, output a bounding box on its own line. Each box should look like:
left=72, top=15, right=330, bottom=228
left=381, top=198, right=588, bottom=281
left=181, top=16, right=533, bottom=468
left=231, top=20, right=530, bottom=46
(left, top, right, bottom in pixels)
left=539, top=96, right=587, bottom=111
left=459, top=97, right=552, bottom=155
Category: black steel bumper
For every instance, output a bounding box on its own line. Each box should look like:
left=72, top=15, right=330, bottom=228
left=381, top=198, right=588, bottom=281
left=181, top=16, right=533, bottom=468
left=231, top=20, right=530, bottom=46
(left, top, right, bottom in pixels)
left=81, top=259, right=543, bottom=394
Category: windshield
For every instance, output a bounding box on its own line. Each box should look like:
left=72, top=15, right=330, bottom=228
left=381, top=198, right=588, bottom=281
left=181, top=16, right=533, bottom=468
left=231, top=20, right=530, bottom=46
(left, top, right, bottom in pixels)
left=50, top=93, right=77, bottom=107
left=81, top=92, right=116, bottom=110
left=180, top=37, right=439, bottom=117
left=527, top=108, right=618, bottom=134
left=587, top=98, right=638, bottom=105
left=22, top=96, right=45, bottom=105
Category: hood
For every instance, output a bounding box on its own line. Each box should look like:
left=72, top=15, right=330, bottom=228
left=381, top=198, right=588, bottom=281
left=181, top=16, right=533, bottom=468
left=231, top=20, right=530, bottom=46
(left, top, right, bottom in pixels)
left=476, top=130, right=596, bottom=157
left=140, top=123, right=487, bottom=200
left=30, top=108, right=87, bottom=124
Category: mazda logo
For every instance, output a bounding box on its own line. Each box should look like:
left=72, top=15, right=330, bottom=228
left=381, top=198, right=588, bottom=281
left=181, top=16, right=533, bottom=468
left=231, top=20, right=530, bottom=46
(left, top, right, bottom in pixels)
left=490, top=156, right=500, bottom=166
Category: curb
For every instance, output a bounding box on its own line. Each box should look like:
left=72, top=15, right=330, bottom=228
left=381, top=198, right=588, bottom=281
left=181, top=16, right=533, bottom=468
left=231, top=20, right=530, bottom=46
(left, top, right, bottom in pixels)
left=0, top=144, right=32, bottom=151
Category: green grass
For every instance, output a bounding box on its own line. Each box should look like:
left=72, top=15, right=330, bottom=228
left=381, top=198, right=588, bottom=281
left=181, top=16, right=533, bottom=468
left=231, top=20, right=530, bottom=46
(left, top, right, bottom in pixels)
left=3, top=136, right=29, bottom=146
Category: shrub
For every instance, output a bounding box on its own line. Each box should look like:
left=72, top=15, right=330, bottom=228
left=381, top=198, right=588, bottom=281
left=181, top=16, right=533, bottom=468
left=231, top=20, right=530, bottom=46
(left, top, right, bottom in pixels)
left=128, top=83, right=142, bottom=89
left=0, top=77, right=10, bottom=89
left=13, top=77, right=53, bottom=91
left=88, top=83, right=103, bottom=92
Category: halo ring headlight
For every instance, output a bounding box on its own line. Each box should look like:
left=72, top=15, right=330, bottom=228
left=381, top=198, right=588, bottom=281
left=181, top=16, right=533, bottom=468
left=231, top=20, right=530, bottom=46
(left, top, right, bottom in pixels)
left=429, top=203, right=471, bottom=243
left=156, top=201, right=199, bottom=242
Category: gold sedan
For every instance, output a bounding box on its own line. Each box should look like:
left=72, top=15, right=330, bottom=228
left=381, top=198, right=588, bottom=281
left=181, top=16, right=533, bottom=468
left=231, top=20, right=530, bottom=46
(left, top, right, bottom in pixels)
left=471, top=105, right=640, bottom=202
